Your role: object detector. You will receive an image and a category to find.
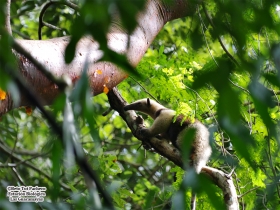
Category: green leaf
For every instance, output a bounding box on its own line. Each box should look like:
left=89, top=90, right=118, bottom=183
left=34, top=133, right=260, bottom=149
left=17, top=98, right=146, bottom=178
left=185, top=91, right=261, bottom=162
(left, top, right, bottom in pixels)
left=51, top=140, right=63, bottom=201
left=249, top=80, right=278, bottom=143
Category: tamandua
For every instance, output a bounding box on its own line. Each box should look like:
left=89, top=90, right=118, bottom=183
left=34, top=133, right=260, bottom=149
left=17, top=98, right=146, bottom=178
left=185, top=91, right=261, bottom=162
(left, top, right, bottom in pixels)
left=124, top=98, right=211, bottom=173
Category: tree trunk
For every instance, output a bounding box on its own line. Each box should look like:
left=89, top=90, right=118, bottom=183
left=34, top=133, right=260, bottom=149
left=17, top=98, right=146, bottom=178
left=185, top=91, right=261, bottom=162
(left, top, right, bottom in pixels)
left=0, top=0, right=191, bottom=115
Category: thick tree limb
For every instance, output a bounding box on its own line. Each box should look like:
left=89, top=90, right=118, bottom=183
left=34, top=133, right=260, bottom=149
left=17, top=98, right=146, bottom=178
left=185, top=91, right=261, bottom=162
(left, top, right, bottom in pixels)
left=107, top=87, right=239, bottom=210
left=0, top=0, right=192, bottom=116
left=107, top=87, right=183, bottom=166
left=203, top=167, right=239, bottom=210
left=1, top=1, right=240, bottom=208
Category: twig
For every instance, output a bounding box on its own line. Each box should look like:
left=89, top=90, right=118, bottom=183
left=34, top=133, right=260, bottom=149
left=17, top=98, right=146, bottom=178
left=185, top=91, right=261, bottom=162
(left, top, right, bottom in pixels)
left=102, top=107, right=113, bottom=116
left=129, top=76, right=160, bottom=103
left=190, top=9, right=249, bottom=95
left=238, top=187, right=259, bottom=198
left=38, top=0, right=79, bottom=40
left=266, top=133, right=280, bottom=198
left=12, top=29, right=31, bottom=40
left=197, top=5, right=218, bottom=67
left=226, top=167, right=235, bottom=178
left=42, top=21, right=62, bottom=32
left=0, top=142, right=70, bottom=190
left=229, top=79, right=250, bottom=94
left=184, top=85, right=227, bottom=152
left=201, top=3, right=240, bottom=67
left=11, top=167, right=25, bottom=185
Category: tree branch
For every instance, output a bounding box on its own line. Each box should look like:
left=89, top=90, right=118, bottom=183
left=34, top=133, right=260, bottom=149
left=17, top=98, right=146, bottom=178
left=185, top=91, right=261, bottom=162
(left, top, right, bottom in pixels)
left=1, top=0, right=194, bottom=114
left=202, top=3, right=240, bottom=67
left=38, top=0, right=79, bottom=40
left=1, top=62, right=114, bottom=209
left=107, top=87, right=240, bottom=210
left=107, top=87, right=183, bottom=167
left=4, top=0, right=12, bottom=35
left=0, top=141, right=70, bottom=191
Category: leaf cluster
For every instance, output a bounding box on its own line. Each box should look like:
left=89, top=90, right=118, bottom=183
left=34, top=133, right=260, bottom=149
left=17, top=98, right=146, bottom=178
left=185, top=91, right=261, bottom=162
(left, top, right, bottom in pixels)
left=1, top=0, right=280, bottom=209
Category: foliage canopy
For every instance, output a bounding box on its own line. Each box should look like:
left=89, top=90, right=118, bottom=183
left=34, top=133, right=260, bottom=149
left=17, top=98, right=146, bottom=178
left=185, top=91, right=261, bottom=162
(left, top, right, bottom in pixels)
left=1, top=0, right=280, bottom=209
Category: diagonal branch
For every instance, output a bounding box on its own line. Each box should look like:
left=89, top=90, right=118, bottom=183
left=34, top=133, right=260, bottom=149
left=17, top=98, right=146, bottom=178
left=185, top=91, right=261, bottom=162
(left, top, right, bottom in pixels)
left=107, top=87, right=239, bottom=210
left=107, top=87, right=183, bottom=167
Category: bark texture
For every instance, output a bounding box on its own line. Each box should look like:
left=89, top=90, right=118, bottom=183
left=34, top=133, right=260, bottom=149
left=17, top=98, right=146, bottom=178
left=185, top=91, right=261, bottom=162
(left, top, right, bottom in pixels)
left=107, top=87, right=239, bottom=210
left=0, top=0, right=193, bottom=115
left=1, top=1, right=240, bottom=209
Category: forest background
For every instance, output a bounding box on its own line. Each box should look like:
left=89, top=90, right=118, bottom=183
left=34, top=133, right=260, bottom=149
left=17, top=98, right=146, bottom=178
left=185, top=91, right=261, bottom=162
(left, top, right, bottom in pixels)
left=0, top=0, right=280, bottom=209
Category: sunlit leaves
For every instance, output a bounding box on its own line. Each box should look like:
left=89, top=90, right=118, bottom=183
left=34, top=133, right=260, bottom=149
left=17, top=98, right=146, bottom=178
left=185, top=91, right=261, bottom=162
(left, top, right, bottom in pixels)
left=177, top=102, right=194, bottom=122
left=251, top=168, right=267, bottom=188
left=249, top=80, right=278, bottom=144
left=117, top=1, right=280, bottom=208
left=4, top=0, right=280, bottom=209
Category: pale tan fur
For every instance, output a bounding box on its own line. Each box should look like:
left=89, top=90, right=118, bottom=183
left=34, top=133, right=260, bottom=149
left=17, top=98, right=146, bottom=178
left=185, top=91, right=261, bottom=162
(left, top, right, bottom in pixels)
left=177, top=122, right=211, bottom=173
left=124, top=98, right=176, bottom=137
left=124, top=98, right=211, bottom=173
